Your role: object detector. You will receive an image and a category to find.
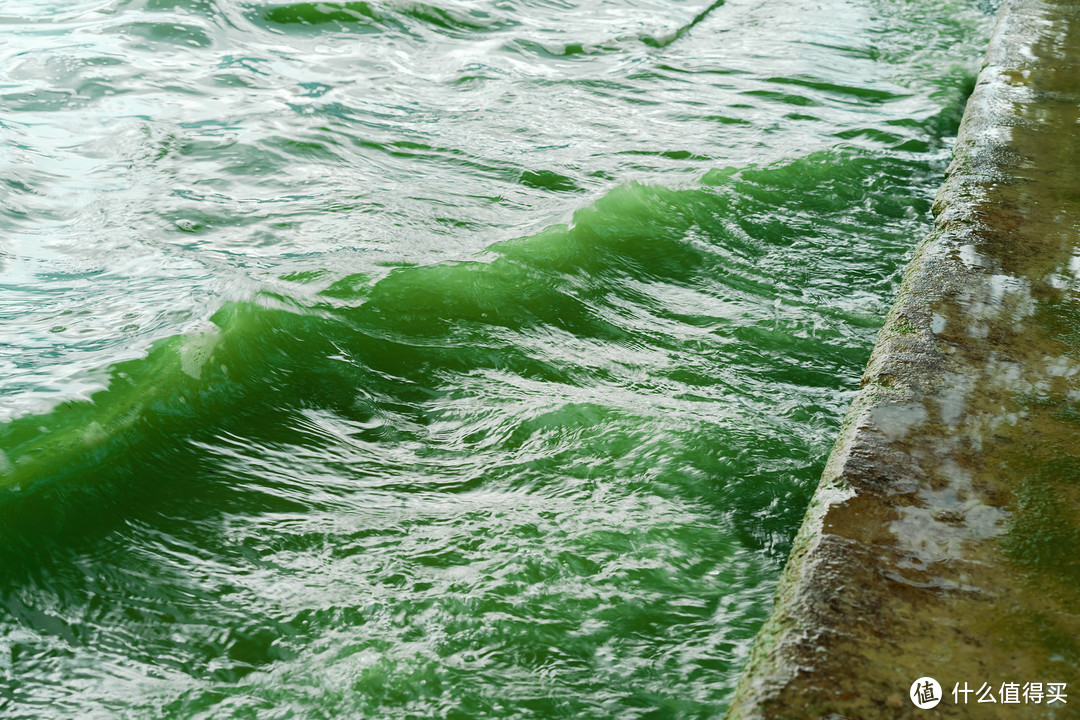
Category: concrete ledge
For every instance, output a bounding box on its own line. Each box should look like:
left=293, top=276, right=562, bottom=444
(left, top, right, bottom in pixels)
left=726, top=0, right=1080, bottom=717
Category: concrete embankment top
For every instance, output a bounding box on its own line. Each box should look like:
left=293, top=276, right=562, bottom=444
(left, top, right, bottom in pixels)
left=726, top=0, right=1080, bottom=717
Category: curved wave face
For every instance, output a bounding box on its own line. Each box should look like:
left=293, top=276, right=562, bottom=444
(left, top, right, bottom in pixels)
left=1, top=0, right=993, bottom=716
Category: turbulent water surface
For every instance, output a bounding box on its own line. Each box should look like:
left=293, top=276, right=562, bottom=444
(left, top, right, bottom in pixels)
left=2, top=0, right=993, bottom=717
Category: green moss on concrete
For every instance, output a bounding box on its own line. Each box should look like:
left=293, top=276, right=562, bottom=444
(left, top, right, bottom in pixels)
left=726, top=0, right=1080, bottom=716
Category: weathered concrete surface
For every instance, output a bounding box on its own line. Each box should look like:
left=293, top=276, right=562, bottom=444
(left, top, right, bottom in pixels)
left=726, top=0, right=1080, bottom=717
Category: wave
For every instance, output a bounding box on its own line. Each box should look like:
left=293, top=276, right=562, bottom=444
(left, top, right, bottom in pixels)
left=1, top=147, right=925, bottom=549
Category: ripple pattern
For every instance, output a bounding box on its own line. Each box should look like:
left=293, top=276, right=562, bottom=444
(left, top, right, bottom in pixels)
left=0, top=0, right=995, bottom=717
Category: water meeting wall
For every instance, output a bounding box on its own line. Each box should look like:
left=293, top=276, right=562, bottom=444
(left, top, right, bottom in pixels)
left=725, top=0, right=1080, bottom=717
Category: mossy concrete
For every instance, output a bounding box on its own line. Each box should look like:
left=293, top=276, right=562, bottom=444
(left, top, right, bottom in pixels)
left=726, top=0, right=1080, bottom=717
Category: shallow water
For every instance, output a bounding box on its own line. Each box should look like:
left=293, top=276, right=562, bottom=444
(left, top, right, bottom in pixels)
left=1, top=0, right=993, bottom=717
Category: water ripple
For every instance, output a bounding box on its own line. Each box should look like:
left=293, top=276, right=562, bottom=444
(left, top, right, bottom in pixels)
left=0, top=0, right=995, bottom=716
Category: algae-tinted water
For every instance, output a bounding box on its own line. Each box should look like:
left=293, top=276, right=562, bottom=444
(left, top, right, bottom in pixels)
left=1, top=0, right=992, bottom=716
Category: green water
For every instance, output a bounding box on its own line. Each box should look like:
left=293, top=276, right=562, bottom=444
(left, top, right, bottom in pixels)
left=1, top=0, right=992, bottom=716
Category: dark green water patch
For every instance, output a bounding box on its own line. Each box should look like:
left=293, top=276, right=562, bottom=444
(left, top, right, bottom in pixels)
left=762, top=76, right=908, bottom=104
left=262, top=1, right=380, bottom=25
left=518, top=169, right=582, bottom=193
